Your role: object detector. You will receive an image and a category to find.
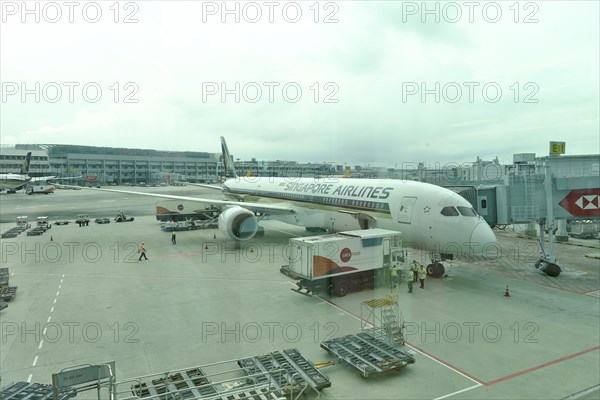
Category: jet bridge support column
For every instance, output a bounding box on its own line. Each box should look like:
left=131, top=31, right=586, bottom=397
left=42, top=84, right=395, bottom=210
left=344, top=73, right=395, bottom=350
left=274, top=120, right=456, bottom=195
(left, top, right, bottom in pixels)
left=534, top=162, right=561, bottom=277
left=556, top=219, right=568, bottom=242
left=524, top=221, right=537, bottom=239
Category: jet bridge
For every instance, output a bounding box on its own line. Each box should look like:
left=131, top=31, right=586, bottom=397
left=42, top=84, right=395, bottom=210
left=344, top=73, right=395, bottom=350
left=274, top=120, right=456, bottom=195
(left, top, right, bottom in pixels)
left=453, top=153, right=600, bottom=277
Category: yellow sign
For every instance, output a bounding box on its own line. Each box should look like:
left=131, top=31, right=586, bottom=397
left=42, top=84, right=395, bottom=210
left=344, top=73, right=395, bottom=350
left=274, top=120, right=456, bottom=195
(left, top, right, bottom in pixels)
left=549, top=141, right=565, bottom=155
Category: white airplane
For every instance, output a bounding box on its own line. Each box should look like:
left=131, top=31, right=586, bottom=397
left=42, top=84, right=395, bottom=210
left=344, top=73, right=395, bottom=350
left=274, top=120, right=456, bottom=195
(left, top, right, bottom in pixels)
left=95, top=137, right=497, bottom=276
left=0, top=152, right=63, bottom=193
left=0, top=152, right=32, bottom=192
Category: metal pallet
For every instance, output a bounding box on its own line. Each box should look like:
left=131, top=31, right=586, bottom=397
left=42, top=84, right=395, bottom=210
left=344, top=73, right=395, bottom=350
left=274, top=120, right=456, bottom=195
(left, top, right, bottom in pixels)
left=129, top=367, right=285, bottom=400
left=1, top=269, right=10, bottom=289
left=131, top=367, right=218, bottom=399
left=0, top=382, right=75, bottom=400
left=210, top=386, right=285, bottom=400
left=238, top=349, right=331, bottom=393
left=0, top=286, right=18, bottom=301
left=320, top=333, right=415, bottom=378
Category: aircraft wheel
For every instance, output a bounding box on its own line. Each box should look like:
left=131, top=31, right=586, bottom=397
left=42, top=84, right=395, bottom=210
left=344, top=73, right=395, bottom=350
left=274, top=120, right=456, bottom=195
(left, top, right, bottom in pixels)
left=534, top=259, right=561, bottom=277
left=545, top=263, right=561, bottom=277
left=426, top=262, right=445, bottom=278
left=333, top=279, right=350, bottom=297
left=349, top=278, right=361, bottom=292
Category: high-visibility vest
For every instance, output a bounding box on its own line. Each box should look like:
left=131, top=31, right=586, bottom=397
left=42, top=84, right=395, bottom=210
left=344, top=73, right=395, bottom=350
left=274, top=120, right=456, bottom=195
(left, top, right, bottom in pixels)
left=407, top=270, right=414, bottom=281
left=391, top=267, right=398, bottom=277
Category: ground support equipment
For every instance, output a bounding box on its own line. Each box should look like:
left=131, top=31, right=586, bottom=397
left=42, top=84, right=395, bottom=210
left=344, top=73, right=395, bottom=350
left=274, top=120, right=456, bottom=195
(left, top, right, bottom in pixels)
left=320, top=332, right=415, bottom=378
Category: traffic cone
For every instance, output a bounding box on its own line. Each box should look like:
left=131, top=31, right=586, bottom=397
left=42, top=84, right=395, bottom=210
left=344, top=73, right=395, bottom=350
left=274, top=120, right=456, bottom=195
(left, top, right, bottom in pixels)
left=504, top=286, right=510, bottom=297
left=50, top=235, right=53, bottom=241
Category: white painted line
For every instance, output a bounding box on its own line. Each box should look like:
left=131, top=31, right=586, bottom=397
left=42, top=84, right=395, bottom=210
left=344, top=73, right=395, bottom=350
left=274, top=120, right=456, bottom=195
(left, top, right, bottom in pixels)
left=53, top=299, right=57, bottom=304
left=38, top=340, right=44, bottom=350
left=33, top=356, right=38, bottom=366
left=404, top=343, right=482, bottom=385
left=27, top=374, right=32, bottom=383
left=58, top=285, right=62, bottom=289
left=56, top=291, right=60, bottom=296
left=62, top=274, right=65, bottom=277
left=47, top=316, right=51, bottom=323
left=43, top=327, right=47, bottom=335
left=434, top=384, right=482, bottom=400
left=50, top=307, right=54, bottom=313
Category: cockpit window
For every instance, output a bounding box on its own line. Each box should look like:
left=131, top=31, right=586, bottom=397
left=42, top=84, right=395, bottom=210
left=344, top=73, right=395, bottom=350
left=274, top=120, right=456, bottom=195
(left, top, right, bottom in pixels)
left=441, top=206, right=459, bottom=216
left=457, top=206, right=478, bottom=217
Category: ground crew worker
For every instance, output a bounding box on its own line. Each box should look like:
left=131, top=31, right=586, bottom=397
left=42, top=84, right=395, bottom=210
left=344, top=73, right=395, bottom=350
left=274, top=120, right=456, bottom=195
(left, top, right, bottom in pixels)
left=171, top=230, right=176, bottom=245
left=410, top=260, right=419, bottom=282
left=390, top=265, right=399, bottom=288
left=407, top=269, right=414, bottom=293
left=138, top=242, right=148, bottom=261
left=419, top=264, right=427, bottom=289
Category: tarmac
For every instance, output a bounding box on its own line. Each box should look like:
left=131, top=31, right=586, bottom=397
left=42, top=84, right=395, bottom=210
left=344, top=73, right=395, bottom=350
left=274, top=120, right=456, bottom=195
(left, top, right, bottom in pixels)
left=0, top=187, right=599, bottom=399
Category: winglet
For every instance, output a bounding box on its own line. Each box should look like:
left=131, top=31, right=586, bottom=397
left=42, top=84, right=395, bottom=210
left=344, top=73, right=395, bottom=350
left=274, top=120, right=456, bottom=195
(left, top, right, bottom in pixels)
left=220, top=137, right=238, bottom=178
left=20, top=152, right=32, bottom=175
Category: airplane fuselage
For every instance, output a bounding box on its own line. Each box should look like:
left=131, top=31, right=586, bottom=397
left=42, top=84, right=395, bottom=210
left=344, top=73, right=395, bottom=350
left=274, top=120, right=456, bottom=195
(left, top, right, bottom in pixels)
left=0, top=174, right=30, bottom=191
left=222, top=177, right=497, bottom=256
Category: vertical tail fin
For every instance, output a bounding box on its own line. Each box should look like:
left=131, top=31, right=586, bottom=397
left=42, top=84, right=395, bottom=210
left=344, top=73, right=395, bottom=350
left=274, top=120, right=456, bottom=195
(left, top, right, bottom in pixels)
left=20, top=152, right=32, bottom=175
left=220, top=137, right=238, bottom=178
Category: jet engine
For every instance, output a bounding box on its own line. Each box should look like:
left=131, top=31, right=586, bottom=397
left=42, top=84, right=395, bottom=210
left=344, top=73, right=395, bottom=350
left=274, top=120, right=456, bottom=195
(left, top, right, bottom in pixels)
left=218, top=206, right=258, bottom=241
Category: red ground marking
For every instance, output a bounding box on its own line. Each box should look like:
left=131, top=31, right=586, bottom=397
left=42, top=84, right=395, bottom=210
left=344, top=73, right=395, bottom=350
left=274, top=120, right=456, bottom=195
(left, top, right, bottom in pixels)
left=485, top=345, right=600, bottom=386
left=405, top=342, right=486, bottom=385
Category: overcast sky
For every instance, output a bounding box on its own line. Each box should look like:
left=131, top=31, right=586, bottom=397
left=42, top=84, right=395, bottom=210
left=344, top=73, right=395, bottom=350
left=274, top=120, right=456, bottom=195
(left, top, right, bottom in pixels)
left=1, top=1, right=598, bottom=166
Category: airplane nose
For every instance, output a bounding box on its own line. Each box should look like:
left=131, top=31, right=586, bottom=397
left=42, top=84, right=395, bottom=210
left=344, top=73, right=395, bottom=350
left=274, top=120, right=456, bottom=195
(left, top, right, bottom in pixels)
left=470, top=222, right=497, bottom=256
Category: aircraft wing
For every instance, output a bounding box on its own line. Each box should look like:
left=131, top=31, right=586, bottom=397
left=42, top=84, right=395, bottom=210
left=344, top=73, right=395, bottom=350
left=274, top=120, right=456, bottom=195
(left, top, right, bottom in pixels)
left=183, top=182, right=223, bottom=191
left=29, top=176, right=56, bottom=183
left=90, top=187, right=295, bottom=215
left=49, top=176, right=83, bottom=181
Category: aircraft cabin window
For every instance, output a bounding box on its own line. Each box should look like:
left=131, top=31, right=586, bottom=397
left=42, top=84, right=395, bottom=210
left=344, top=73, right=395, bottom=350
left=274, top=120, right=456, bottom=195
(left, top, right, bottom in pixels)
left=457, top=206, right=477, bottom=217
left=441, top=206, right=459, bottom=216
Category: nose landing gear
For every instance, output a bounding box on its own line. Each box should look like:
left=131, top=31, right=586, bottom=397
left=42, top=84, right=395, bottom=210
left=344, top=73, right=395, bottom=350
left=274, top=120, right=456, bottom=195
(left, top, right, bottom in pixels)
left=426, top=262, right=445, bottom=278
left=426, top=253, right=451, bottom=278
left=534, top=258, right=561, bottom=277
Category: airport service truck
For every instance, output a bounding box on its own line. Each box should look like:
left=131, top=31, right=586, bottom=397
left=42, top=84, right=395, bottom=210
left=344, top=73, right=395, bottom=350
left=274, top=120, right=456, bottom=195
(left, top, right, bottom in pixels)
left=26, top=184, right=55, bottom=195
left=285, top=229, right=404, bottom=297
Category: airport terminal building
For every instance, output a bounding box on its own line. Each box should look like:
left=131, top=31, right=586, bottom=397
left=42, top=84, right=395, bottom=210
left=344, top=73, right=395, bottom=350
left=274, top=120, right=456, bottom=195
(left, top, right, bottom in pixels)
left=2, top=144, right=221, bottom=184
left=0, top=144, right=337, bottom=184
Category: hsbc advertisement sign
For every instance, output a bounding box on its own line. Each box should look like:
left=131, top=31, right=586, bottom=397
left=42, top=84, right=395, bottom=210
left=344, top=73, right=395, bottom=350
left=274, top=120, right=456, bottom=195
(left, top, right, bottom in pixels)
left=558, top=189, right=600, bottom=217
